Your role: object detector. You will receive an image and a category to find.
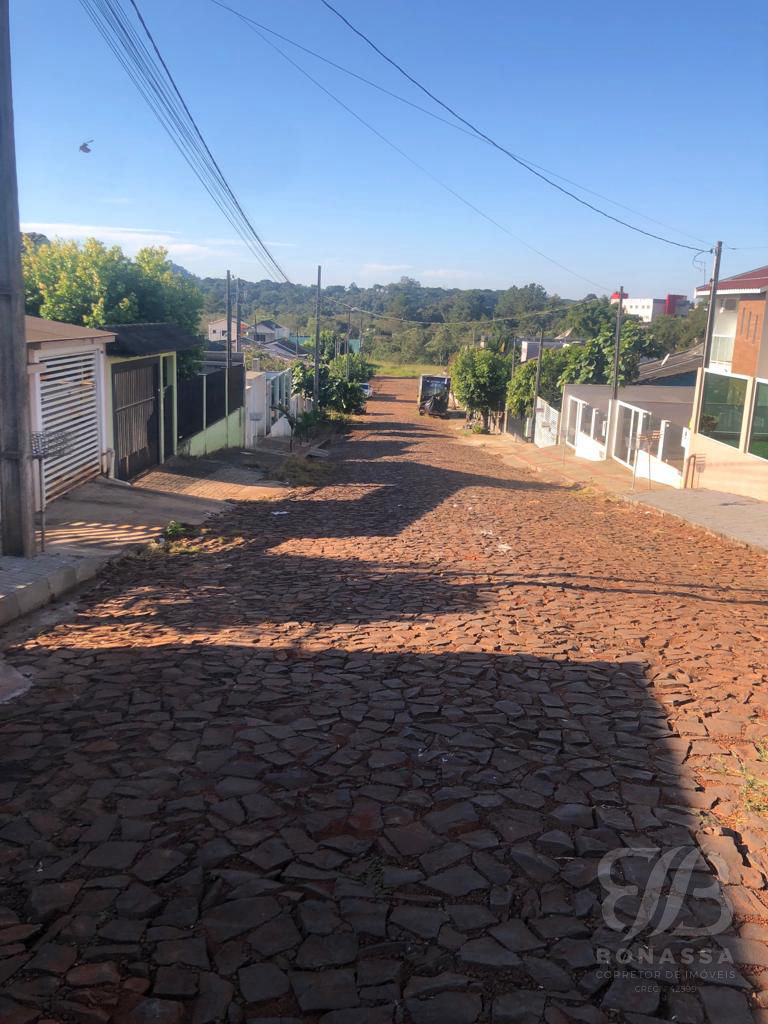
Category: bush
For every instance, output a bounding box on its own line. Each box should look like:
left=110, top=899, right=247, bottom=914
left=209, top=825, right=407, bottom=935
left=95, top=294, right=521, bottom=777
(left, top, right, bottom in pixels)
left=451, top=347, right=509, bottom=431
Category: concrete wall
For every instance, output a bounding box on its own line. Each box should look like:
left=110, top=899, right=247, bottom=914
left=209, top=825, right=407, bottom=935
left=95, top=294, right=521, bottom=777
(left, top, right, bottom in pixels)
left=177, top=408, right=244, bottom=457
left=635, top=450, right=683, bottom=488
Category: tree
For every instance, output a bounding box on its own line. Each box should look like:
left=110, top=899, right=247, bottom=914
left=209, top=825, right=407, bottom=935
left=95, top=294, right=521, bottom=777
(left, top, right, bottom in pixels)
left=562, top=297, right=616, bottom=339
left=506, top=348, right=571, bottom=418
left=648, top=302, right=708, bottom=352
left=328, top=351, right=374, bottom=383
left=291, top=361, right=365, bottom=414
left=451, top=347, right=509, bottom=431
left=22, top=237, right=203, bottom=334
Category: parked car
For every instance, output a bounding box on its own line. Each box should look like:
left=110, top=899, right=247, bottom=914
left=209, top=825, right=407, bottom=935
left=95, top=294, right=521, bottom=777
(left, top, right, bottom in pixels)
left=360, top=382, right=373, bottom=398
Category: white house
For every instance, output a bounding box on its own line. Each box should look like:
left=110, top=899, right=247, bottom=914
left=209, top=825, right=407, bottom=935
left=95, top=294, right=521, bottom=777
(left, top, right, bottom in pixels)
left=252, top=319, right=290, bottom=344
left=207, top=317, right=249, bottom=343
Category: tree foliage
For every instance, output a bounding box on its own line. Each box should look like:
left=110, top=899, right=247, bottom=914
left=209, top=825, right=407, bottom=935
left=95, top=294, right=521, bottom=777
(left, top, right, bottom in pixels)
left=506, top=349, right=571, bottom=418
left=291, top=362, right=365, bottom=414
left=506, top=320, right=663, bottom=417
left=22, top=237, right=203, bottom=335
left=451, top=347, right=510, bottom=430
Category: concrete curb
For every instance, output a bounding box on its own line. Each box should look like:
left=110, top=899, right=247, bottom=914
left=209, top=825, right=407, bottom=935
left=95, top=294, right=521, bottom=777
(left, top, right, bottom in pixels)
left=0, top=544, right=147, bottom=629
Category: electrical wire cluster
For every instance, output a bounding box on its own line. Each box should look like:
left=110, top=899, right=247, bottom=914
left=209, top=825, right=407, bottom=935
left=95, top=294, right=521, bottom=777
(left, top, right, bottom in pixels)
left=78, top=0, right=290, bottom=283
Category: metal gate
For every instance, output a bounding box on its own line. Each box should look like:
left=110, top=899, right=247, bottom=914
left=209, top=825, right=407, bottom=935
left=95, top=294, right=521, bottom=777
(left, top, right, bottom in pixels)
left=112, top=358, right=160, bottom=480
left=38, top=351, right=102, bottom=502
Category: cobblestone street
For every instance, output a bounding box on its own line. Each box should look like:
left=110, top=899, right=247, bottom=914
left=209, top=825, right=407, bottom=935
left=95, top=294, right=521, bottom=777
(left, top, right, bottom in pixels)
left=2, top=377, right=768, bottom=1024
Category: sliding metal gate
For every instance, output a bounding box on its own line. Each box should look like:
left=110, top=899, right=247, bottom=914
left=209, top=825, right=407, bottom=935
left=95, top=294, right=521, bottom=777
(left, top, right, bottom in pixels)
left=112, top=358, right=160, bottom=480
left=38, top=351, right=102, bottom=501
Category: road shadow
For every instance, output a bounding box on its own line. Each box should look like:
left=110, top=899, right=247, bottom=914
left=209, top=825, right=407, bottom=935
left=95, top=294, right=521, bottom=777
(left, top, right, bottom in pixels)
left=0, top=643, right=759, bottom=1022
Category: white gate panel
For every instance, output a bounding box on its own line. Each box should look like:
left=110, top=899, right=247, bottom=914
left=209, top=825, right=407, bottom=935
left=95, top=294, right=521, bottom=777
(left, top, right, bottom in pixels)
left=38, top=351, right=102, bottom=501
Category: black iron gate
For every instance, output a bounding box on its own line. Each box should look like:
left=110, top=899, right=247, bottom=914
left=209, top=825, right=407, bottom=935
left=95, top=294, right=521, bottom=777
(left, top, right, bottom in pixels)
left=112, top=358, right=160, bottom=480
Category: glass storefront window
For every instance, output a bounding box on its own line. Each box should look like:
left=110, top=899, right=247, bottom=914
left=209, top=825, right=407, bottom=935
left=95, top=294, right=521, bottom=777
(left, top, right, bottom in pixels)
left=748, top=381, right=768, bottom=461
left=698, top=372, right=747, bottom=448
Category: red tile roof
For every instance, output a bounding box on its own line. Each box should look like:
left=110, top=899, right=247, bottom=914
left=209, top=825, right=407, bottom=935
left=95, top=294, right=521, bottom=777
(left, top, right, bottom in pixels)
left=695, top=265, right=768, bottom=296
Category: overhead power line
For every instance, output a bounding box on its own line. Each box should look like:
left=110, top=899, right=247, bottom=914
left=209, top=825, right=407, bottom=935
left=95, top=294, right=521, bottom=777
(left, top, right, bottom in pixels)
left=78, top=0, right=290, bottom=282
left=213, top=2, right=609, bottom=292
left=212, top=0, right=709, bottom=249
left=327, top=294, right=610, bottom=328
left=318, top=0, right=710, bottom=254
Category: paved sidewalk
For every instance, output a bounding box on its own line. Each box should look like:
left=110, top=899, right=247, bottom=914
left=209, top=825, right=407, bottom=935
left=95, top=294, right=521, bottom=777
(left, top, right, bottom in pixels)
left=0, top=379, right=767, bottom=1023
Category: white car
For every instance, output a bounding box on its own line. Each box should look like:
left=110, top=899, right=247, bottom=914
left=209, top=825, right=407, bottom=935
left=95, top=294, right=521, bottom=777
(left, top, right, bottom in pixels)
left=360, top=382, right=373, bottom=398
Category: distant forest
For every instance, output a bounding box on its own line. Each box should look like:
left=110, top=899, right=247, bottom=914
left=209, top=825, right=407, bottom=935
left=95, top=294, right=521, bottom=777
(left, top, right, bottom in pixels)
left=188, top=268, right=576, bottom=331
left=187, top=267, right=705, bottom=366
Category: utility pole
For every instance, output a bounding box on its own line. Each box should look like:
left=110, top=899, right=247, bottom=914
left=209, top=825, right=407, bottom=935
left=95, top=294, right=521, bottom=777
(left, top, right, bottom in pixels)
left=346, top=308, right=352, bottom=380
left=225, top=270, right=232, bottom=370
left=313, top=265, right=321, bottom=409
left=359, top=310, right=364, bottom=353
left=611, top=286, right=624, bottom=401
left=0, top=0, right=34, bottom=556
left=531, top=329, right=544, bottom=442
left=234, top=276, right=241, bottom=354
left=691, top=241, right=723, bottom=433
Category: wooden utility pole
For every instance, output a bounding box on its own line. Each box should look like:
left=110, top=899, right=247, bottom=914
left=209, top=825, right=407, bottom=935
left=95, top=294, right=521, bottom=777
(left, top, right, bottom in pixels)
left=313, top=265, right=321, bottom=408
left=234, top=276, right=241, bottom=354
left=611, top=286, right=624, bottom=401
left=225, top=270, right=232, bottom=370
left=691, top=241, right=723, bottom=433
left=531, top=329, right=544, bottom=442
left=0, top=0, right=34, bottom=556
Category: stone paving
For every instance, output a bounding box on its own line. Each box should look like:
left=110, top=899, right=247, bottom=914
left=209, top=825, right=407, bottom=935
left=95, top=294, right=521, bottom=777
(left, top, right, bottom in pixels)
left=1, top=378, right=768, bottom=1024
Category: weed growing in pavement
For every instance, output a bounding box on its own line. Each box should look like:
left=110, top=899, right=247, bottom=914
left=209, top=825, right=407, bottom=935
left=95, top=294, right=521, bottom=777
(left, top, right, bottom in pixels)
left=275, top=455, right=332, bottom=487
left=740, top=764, right=768, bottom=817
left=163, top=520, right=189, bottom=541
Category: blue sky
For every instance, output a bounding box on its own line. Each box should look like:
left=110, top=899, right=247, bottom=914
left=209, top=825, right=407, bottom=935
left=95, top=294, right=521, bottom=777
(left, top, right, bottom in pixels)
left=10, top=0, right=768, bottom=298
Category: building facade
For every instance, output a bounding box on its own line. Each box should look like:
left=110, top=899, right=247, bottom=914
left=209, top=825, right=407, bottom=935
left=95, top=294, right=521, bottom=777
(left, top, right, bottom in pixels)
left=686, top=265, right=768, bottom=499
left=610, top=293, right=691, bottom=323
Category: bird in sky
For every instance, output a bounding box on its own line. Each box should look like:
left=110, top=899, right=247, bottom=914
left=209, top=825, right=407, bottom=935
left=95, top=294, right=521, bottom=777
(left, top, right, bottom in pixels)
left=79, top=139, right=94, bottom=153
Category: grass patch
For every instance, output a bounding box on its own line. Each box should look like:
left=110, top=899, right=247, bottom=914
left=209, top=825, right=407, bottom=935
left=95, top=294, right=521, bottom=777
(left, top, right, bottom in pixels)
left=276, top=455, right=332, bottom=487
left=370, top=361, right=448, bottom=379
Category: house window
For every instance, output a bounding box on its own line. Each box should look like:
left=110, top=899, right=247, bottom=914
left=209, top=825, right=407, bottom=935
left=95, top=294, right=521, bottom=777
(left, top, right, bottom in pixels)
left=748, top=381, right=768, bottom=461
left=698, top=372, right=747, bottom=448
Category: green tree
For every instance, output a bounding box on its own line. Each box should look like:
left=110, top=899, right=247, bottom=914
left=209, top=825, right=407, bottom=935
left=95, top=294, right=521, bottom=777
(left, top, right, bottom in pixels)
left=451, top=347, right=509, bottom=431
left=648, top=303, right=708, bottom=352
left=291, top=362, right=364, bottom=414
left=506, top=348, right=571, bottom=418
left=562, top=297, right=616, bottom=339
left=22, top=237, right=203, bottom=334
left=328, top=351, right=374, bottom=383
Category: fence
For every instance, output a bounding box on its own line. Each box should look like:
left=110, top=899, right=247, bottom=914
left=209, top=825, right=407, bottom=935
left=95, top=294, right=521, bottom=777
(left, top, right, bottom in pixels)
left=228, top=365, right=245, bottom=414
left=177, top=366, right=245, bottom=444
left=533, top=398, right=560, bottom=447
left=177, top=375, right=204, bottom=442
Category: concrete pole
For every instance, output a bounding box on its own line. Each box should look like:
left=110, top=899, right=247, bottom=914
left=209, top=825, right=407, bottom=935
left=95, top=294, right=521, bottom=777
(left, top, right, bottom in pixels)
left=611, top=286, right=624, bottom=401
left=690, top=241, right=723, bottom=434
left=0, top=0, right=34, bottom=556
left=531, top=329, right=544, bottom=442
left=313, top=265, right=321, bottom=409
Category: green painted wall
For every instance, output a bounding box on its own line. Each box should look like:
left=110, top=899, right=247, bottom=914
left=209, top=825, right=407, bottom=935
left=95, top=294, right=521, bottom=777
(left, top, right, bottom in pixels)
left=177, top=408, right=244, bottom=457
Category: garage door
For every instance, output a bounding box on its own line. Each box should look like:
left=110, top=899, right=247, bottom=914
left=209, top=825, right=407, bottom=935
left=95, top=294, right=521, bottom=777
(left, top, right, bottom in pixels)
left=38, top=351, right=102, bottom=502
